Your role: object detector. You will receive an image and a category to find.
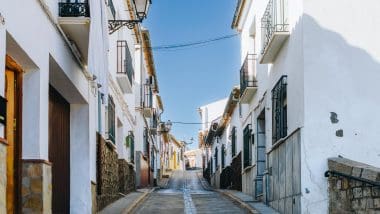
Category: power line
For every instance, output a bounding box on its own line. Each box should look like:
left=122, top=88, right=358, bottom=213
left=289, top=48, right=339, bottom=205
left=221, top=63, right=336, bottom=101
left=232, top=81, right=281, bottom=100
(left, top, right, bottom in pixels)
left=145, top=33, right=239, bottom=51
left=171, top=121, right=210, bottom=125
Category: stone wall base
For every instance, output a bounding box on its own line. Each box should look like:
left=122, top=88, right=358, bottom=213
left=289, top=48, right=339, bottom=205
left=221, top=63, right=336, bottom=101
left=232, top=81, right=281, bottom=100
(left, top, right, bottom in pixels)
left=118, top=159, right=135, bottom=194
left=327, top=158, right=380, bottom=213
left=21, top=160, right=52, bottom=214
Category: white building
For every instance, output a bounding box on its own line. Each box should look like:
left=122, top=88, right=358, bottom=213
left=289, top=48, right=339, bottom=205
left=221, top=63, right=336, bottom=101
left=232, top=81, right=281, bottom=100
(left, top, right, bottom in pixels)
left=0, top=0, right=163, bottom=212
left=231, top=0, right=380, bottom=213
left=184, top=149, right=203, bottom=169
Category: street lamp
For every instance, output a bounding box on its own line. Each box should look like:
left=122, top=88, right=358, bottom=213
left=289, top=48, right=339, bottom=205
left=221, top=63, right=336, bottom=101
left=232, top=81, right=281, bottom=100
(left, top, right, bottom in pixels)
left=158, top=120, right=172, bottom=133
left=133, top=0, right=151, bottom=21
left=108, top=0, right=152, bottom=34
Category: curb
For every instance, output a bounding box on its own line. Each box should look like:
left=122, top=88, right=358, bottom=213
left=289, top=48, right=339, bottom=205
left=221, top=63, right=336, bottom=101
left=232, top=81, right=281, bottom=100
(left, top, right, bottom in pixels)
left=122, top=188, right=156, bottom=214
left=216, top=190, right=259, bottom=214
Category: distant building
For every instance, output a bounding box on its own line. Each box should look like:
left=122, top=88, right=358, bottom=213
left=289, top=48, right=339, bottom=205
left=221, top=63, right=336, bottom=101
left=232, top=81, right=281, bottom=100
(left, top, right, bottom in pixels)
left=184, top=149, right=203, bottom=169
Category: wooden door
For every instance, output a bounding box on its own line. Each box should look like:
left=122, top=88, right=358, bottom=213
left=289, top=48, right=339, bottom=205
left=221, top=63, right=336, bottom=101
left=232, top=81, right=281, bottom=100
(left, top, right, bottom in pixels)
left=5, top=60, right=22, bottom=213
left=49, top=86, right=70, bottom=213
left=5, top=69, right=16, bottom=213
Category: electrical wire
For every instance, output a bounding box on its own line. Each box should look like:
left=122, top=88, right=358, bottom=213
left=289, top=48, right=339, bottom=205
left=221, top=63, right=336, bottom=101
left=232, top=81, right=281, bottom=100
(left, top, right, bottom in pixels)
left=144, top=33, right=239, bottom=51
left=170, top=121, right=211, bottom=125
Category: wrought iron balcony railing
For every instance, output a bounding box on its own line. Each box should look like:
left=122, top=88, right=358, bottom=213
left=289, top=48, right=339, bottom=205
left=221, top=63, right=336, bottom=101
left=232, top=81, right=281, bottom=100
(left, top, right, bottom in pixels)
left=261, top=0, right=289, bottom=54
left=240, top=54, right=258, bottom=97
left=59, top=1, right=90, bottom=17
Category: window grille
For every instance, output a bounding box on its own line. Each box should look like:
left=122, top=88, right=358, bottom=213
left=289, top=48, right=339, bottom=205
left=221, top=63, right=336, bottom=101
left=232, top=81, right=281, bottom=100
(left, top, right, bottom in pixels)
left=272, top=75, right=287, bottom=143
left=243, top=125, right=253, bottom=168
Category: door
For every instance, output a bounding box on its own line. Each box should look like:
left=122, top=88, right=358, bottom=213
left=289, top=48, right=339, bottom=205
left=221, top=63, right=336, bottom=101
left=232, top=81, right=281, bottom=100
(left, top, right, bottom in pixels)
left=256, top=110, right=266, bottom=199
left=5, top=68, right=22, bottom=214
left=49, top=86, right=70, bottom=213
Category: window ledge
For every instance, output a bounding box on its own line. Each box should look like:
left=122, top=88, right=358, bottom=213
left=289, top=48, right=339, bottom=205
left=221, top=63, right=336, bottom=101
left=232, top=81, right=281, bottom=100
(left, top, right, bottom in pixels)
left=268, top=127, right=302, bottom=155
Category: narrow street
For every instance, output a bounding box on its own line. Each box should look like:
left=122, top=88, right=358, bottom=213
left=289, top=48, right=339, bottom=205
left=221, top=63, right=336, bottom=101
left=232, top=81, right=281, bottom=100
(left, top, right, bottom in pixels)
left=132, top=170, right=247, bottom=214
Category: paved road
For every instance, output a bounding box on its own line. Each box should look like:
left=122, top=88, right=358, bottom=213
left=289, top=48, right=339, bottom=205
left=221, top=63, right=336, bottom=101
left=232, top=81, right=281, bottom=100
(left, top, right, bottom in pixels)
left=132, top=170, right=247, bottom=214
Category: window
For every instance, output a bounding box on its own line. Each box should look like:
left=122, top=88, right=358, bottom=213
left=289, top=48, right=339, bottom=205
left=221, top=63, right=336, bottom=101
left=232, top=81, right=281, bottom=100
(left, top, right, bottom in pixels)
left=221, top=144, right=225, bottom=169
left=272, top=75, right=287, bottom=143
left=231, top=127, right=236, bottom=157
left=143, top=127, right=149, bottom=156
left=108, top=96, right=115, bottom=143
left=127, top=133, right=135, bottom=163
left=243, top=125, right=253, bottom=168
left=215, top=147, right=218, bottom=170
left=143, top=82, right=153, bottom=108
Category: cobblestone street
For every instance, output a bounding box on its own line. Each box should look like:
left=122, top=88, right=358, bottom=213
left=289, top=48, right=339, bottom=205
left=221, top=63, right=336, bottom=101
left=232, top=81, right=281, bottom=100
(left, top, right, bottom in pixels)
left=132, top=170, right=247, bottom=214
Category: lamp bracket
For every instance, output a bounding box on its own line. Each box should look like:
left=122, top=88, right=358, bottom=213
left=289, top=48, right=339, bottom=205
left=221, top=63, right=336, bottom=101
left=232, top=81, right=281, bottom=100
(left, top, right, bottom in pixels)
left=108, top=20, right=140, bottom=34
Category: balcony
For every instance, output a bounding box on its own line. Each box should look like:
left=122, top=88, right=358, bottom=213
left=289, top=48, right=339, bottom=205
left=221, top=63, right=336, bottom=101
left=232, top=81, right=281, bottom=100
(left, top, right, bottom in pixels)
left=143, top=83, right=153, bottom=118
left=240, top=54, right=258, bottom=103
left=58, top=1, right=91, bottom=63
left=260, top=0, right=289, bottom=64
left=116, top=40, right=134, bottom=93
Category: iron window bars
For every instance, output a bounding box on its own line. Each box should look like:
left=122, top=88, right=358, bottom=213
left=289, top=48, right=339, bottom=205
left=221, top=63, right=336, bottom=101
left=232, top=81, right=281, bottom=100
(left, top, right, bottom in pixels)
left=59, top=0, right=90, bottom=17
left=240, top=54, right=258, bottom=97
left=108, top=96, right=116, bottom=143
left=272, top=75, right=287, bottom=143
left=243, top=124, right=253, bottom=168
left=261, top=0, right=289, bottom=54
left=117, top=40, right=134, bottom=86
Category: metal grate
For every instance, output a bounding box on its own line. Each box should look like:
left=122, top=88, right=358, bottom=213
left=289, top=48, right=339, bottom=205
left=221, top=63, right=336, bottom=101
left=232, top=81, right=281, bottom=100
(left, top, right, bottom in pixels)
left=59, top=1, right=90, bottom=17
left=272, top=75, right=287, bottom=143
left=243, top=125, right=253, bottom=168
left=221, top=144, right=225, bottom=169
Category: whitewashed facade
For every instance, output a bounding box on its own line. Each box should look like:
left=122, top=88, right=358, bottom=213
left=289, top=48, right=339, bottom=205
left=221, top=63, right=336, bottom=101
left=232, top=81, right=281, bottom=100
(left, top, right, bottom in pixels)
left=232, top=0, right=380, bottom=213
left=0, top=0, right=163, bottom=212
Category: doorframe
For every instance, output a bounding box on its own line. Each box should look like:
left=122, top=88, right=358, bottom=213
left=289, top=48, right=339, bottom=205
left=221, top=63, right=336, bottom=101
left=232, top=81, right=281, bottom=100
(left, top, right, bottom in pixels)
left=5, top=55, right=23, bottom=213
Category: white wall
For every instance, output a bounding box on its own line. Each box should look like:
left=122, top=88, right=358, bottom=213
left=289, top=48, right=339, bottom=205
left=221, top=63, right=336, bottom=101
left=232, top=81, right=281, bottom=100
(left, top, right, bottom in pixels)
left=300, top=1, right=380, bottom=213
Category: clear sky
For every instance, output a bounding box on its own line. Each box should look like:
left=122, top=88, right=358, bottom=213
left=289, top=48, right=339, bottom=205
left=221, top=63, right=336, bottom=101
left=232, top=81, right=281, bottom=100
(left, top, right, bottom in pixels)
left=145, top=0, right=241, bottom=149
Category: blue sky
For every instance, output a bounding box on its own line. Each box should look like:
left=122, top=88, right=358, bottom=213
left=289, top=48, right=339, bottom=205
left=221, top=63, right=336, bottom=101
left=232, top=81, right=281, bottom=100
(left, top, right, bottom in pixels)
left=145, top=0, right=241, bottom=149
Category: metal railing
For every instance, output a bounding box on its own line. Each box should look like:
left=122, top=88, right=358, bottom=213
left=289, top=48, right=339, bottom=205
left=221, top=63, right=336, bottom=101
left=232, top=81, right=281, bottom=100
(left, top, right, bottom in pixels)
left=261, top=0, right=289, bottom=54
left=117, top=40, right=134, bottom=85
left=240, top=54, right=258, bottom=96
left=108, top=0, right=116, bottom=19
left=325, top=170, right=380, bottom=187
left=59, top=1, right=90, bottom=17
